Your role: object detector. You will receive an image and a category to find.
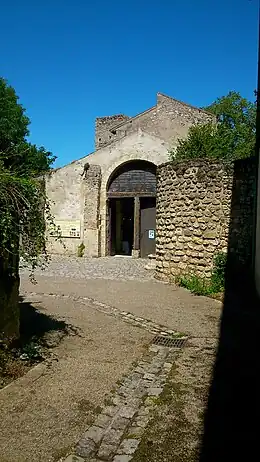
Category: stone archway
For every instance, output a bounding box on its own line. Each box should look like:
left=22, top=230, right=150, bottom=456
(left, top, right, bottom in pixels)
left=106, top=160, right=157, bottom=257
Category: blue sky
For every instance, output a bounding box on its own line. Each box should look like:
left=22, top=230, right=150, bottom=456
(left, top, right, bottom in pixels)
left=1, top=0, right=258, bottom=167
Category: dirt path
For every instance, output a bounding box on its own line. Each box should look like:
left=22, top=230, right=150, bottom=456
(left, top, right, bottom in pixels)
left=0, top=258, right=221, bottom=461
left=21, top=275, right=221, bottom=339
left=0, top=294, right=150, bottom=462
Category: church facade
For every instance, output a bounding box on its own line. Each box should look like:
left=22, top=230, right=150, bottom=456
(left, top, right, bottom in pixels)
left=46, top=93, right=213, bottom=258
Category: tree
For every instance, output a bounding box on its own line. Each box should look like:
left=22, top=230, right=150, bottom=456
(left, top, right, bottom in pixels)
left=170, top=91, right=256, bottom=162
left=0, top=78, right=29, bottom=151
left=0, top=78, right=56, bottom=175
left=0, top=78, right=56, bottom=343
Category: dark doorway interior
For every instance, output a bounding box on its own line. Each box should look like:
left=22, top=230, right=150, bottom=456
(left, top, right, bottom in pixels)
left=110, top=198, right=134, bottom=255
left=140, top=197, right=156, bottom=257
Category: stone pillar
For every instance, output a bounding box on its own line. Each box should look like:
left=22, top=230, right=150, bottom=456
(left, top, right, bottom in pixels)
left=132, top=196, right=140, bottom=258
left=83, top=165, right=101, bottom=257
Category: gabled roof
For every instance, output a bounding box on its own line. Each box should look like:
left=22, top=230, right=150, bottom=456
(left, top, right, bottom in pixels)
left=156, top=92, right=214, bottom=117
left=102, top=92, right=214, bottom=134
left=105, top=105, right=157, bottom=131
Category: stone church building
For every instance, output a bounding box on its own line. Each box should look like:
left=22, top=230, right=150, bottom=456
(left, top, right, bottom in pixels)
left=46, top=93, right=213, bottom=258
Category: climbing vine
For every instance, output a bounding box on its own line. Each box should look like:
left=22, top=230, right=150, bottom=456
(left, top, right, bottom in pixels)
left=0, top=164, right=60, bottom=279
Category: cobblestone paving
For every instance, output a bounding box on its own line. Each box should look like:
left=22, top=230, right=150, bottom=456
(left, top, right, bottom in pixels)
left=60, top=344, right=181, bottom=462
left=21, top=256, right=153, bottom=282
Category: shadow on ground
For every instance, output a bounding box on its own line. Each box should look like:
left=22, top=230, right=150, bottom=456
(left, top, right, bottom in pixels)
left=200, top=158, right=259, bottom=461
left=1, top=296, right=78, bottom=387
left=19, top=296, right=75, bottom=345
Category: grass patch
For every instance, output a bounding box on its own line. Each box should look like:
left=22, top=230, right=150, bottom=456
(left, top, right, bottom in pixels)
left=131, top=352, right=207, bottom=462
left=131, top=373, right=194, bottom=462
left=176, top=251, right=226, bottom=297
left=177, top=274, right=219, bottom=296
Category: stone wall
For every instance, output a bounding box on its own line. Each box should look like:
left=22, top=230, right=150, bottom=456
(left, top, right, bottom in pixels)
left=95, top=93, right=214, bottom=150
left=95, top=115, right=130, bottom=149
left=227, top=157, right=256, bottom=282
left=156, top=158, right=256, bottom=282
left=45, top=161, right=84, bottom=256
left=156, top=160, right=233, bottom=280
left=46, top=130, right=168, bottom=257
left=83, top=165, right=101, bottom=257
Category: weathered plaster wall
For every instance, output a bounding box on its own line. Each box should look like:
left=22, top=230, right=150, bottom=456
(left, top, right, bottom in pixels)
left=45, top=161, right=84, bottom=256
left=46, top=130, right=169, bottom=257
left=96, top=93, right=214, bottom=150
left=156, top=158, right=256, bottom=282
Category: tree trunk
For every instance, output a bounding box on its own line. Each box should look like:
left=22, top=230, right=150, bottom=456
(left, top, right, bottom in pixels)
left=0, top=248, right=20, bottom=345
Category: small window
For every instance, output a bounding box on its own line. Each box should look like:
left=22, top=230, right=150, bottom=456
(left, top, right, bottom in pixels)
left=99, top=137, right=102, bottom=141
left=111, top=130, right=116, bottom=135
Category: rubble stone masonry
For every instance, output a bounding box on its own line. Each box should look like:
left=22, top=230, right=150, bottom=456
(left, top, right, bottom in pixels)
left=155, top=158, right=256, bottom=281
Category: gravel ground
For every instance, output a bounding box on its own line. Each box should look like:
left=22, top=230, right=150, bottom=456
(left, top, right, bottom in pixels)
left=0, top=257, right=222, bottom=462
left=21, top=278, right=221, bottom=339
left=0, top=293, right=151, bottom=462
left=21, top=256, right=153, bottom=282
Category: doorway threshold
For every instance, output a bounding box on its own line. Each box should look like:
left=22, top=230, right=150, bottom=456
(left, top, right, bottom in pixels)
left=113, top=255, right=132, bottom=258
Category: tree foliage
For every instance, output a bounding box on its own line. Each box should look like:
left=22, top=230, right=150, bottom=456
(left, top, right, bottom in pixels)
left=170, top=91, right=256, bottom=162
left=0, top=78, right=56, bottom=176
left=0, top=78, right=57, bottom=275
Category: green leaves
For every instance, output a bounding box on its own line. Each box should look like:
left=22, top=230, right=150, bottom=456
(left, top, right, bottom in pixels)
left=174, top=123, right=218, bottom=161
left=0, top=78, right=29, bottom=151
left=0, top=78, right=57, bottom=275
left=170, top=91, right=256, bottom=162
left=0, top=77, right=56, bottom=176
left=0, top=168, right=60, bottom=276
left=177, top=252, right=227, bottom=296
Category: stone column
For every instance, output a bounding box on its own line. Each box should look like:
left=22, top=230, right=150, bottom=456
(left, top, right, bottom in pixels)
left=132, top=196, right=140, bottom=258
left=83, top=165, right=101, bottom=257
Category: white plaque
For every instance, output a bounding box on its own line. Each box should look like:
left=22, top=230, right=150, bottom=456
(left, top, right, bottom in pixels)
left=54, top=220, right=81, bottom=238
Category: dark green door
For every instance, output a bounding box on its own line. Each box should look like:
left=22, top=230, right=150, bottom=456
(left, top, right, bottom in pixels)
left=140, top=197, right=156, bottom=258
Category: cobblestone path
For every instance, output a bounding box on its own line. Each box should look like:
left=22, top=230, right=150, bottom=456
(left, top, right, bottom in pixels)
left=21, top=256, right=153, bottom=282
left=65, top=344, right=180, bottom=462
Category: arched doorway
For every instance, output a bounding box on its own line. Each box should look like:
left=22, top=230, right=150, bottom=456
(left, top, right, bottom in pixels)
left=106, top=160, right=156, bottom=257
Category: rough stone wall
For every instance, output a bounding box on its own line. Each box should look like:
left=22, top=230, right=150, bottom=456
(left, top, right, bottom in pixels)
left=156, top=160, right=233, bottom=280
left=156, top=158, right=256, bottom=282
left=83, top=165, right=101, bottom=257
left=227, top=157, right=256, bottom=282
left=96, top=115, right=130, bottom=149
left=95, top=93, right=214, bottom=150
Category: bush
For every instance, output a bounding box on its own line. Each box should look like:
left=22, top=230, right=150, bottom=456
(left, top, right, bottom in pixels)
left=77, top=242, right=85, bottom=258
left=177, top=251, right=227, bottom=296
left=211, top=251, right=227, bottom=290
left=177, top=275, right=215, bottom=296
